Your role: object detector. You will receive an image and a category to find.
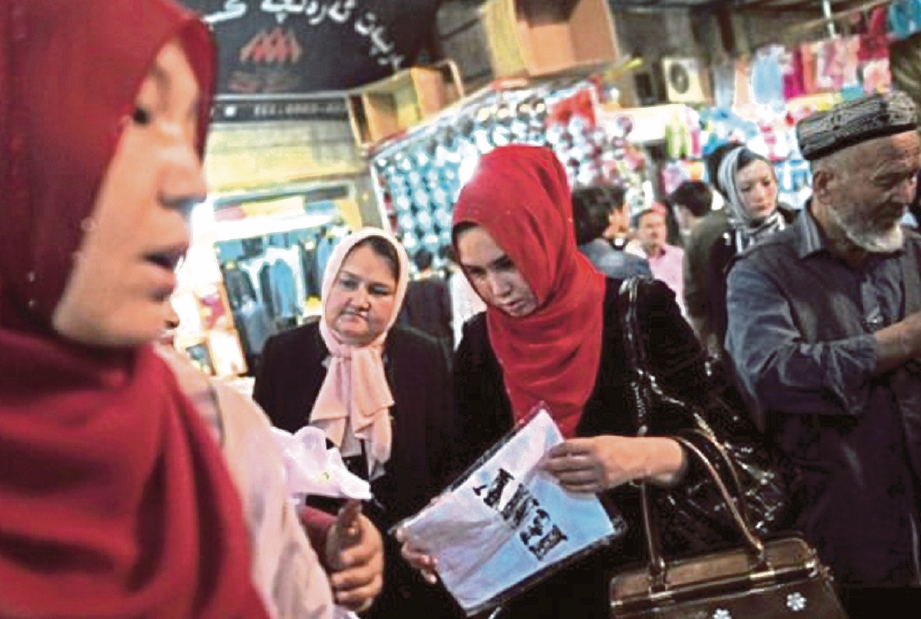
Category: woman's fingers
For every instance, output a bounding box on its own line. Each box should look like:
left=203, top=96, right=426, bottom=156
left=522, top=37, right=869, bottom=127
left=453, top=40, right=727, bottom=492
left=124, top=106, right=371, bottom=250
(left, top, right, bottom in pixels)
left=329, top=558, right=378, bottom=591
left=542, top=452, right=595, bottom=474
left=544, top=438, right=615, bottom=492
left=396, top=526, right=440, bottom=584
left=546, top=438, right=593, bottom=459
left=402, top=545, right=437, bottom=571
left=425, top=571, right=438, bottom=585
left=327, top=512, right=384, bottom=609
left=551, top=468, right=600, bottom=484
left=332, top=574, right=384, bottom=611
left=558, top=480, right=604, bottom=494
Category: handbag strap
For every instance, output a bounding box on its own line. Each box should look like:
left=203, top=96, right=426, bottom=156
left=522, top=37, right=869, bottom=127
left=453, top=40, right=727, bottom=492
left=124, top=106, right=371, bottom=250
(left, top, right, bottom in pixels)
left=617, top=278, right=767, bottom=588
left=637, top=437, right=769, bottom=589
left=669, top=436, right=766, bottom=560
left=617, top=277, right=751, bottom=503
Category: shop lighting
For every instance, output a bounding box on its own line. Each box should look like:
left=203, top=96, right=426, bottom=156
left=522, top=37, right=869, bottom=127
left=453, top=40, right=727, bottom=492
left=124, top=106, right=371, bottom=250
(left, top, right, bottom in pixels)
left=458, top=155, right=481, bottom=188
left=190, top=197, right=216, bottom=239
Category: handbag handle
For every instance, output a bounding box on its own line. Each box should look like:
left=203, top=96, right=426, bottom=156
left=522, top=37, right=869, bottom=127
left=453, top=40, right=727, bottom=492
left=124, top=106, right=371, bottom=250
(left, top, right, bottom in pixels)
left=617, top=278, right=768, bottom=589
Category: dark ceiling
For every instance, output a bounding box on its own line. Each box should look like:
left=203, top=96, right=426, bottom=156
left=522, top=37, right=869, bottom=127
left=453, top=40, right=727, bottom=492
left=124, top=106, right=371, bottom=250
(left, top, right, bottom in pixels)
left=611, top=0, right=885, bottom=13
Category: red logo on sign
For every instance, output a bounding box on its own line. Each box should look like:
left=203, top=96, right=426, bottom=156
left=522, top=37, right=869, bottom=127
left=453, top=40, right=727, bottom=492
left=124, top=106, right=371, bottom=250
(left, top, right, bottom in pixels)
left=240, top=28, right=303, bottom=64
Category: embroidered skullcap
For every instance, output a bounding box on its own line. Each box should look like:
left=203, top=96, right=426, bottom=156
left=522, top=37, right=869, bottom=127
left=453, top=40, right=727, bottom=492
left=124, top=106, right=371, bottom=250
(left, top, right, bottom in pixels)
left=796, top=91, right=918, bottom=161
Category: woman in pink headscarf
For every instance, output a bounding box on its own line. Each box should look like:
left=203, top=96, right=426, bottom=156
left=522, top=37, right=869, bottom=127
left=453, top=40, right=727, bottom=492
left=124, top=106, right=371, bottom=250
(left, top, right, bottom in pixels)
left=254, top=228, right=462, bottom=618
left=0, top=1, right=380, bottom=616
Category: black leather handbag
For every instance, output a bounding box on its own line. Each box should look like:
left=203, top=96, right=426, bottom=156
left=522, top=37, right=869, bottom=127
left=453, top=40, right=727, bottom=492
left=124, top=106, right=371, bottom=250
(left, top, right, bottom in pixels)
left=616, top=277, right=801, bottom=553
left=610, top=278, right=847, bottom=618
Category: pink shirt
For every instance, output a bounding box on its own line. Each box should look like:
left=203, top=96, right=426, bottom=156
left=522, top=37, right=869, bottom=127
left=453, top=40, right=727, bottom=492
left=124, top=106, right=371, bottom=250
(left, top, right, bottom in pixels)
left=647, top=244, right=686, bottom=317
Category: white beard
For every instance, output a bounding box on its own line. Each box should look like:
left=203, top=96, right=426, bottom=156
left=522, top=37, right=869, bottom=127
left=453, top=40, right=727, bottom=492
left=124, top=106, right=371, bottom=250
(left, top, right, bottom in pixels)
left=829, top=204, right=906, bottom=254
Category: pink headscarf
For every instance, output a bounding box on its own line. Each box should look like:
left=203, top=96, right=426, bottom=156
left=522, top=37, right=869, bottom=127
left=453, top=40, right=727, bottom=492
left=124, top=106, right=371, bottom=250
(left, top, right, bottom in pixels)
left=311, top=228, right=409, bottom=479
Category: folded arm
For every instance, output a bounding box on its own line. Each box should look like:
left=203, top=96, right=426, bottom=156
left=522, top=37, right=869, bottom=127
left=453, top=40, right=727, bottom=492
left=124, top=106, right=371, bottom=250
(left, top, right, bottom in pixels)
left=725, top=261, right=878, bottom=417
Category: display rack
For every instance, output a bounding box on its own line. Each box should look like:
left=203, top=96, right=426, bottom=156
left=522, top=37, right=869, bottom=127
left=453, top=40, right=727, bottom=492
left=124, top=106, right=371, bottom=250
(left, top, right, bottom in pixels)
left=364, top=74, right=653, bottom=272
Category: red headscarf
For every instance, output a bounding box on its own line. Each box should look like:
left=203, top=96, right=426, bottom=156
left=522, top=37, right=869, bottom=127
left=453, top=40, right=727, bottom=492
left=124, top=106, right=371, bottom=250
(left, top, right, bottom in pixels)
left=0, top=1, right=267, bottom=617
left=452, top=145, right=606, bottom=438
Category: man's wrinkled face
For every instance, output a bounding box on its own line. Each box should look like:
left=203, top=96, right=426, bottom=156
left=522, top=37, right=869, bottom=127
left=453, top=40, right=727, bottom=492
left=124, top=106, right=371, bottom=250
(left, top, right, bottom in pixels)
left=824, top=131, right=920, bottom=254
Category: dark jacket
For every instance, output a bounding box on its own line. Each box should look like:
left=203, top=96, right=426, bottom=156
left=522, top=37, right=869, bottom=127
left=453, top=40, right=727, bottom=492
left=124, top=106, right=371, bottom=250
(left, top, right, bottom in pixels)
left=727, top=216, right=921, bottom=586
left=253, top=319, right=462, bottom=617
left=398, top=276, right=452, bottom=340
left=454, top=278, right=712, bottom=618
left=685, top=205, right=798, bottom=354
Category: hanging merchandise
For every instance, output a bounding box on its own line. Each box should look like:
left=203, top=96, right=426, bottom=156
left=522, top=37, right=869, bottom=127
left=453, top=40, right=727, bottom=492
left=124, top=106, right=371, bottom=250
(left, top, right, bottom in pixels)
left=733, top=57, right=755, bottom=107
left=862, top=6, right=892, bottom=61
left=684, top=92, right=841, bottom=210
left=800, top=42, right=819, bottom=95
left=813, top=36, right=861, bottom=95
left=774, top=158, right=814, bottom=209
left=888, top=0, right=921, bottom=41
left=860, top=52, right=892, bottom=94
left=546, top=86, right=610, bottom=187
left=780, top=46, right=806, bottom=100
left=370, top=78, right=649, bottom=267
left=860, top=8, right=894, bottom=95
left=172, top=242, right=248, bottom=378
left=699, top=108, right=761, bottom=158
left=660, top=159, right=707, bottom=197
left=603, top=122, right=653, bottom=216
left=664, top=106, right=702, bottom=160
left=750, top=45, right=786, bottom=109
left=711, top=57, right=736, bottom=109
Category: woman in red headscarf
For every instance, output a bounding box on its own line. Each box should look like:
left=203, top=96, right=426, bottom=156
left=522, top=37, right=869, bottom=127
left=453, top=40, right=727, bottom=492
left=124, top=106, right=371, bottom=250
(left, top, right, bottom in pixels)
left=0, top=1, right=379, bottom=616
left=402, top=145, right=714, bottom=617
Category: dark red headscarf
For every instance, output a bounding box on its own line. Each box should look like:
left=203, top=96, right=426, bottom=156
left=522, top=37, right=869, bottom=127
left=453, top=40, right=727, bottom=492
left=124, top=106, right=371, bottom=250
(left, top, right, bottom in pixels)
left=0, top=1, right=268, bottom=616
left=452, top=145, right=606, bottom=438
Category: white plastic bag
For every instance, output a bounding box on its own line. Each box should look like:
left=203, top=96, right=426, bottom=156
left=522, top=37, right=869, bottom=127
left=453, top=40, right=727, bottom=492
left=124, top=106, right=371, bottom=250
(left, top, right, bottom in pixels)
left=271, top=426, right=372, bottom=501
left=394, top=405, right=627, bottom=616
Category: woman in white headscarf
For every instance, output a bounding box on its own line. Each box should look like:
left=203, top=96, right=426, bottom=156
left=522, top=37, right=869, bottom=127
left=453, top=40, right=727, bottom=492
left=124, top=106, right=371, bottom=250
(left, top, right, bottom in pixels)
left=254, top=228, right=461, bottom=619
left=684, top=143, right=798, bottom=356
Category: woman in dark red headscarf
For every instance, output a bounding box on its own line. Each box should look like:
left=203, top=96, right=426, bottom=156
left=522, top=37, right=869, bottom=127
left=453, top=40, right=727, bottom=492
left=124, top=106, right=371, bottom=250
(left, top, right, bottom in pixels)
left=403, top=145, right=712, bottom=618
left=0, top=1, right=371, bottom=616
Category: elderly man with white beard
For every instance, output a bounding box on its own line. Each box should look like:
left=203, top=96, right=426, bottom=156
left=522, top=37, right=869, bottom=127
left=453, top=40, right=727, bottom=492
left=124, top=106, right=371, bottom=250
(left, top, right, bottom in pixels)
left=725, top=91, right=921, bottom=618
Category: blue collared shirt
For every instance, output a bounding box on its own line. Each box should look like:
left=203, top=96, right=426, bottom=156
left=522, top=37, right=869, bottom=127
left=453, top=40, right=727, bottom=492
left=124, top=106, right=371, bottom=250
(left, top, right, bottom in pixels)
left=725, top=207, right=903, bottom=417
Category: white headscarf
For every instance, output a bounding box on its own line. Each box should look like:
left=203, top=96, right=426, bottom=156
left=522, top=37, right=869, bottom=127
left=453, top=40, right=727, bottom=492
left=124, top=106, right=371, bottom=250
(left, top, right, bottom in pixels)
left=717, top=146, right=787, bottom=251
left=310, top=228, right=409, bottom=481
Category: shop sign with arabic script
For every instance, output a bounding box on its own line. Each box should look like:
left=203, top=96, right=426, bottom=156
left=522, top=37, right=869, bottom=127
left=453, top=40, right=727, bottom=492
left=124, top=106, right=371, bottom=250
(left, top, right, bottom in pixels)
left=179, top=0, right=440, bottom=95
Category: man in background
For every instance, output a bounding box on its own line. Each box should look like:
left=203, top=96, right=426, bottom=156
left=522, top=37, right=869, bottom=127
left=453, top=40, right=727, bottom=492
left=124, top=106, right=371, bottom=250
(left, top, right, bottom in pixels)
left=572, top=184, right=651, bottom=279
left=669, top=180, right=715, bottom=245
left=629, top=203, right=686, bottom=315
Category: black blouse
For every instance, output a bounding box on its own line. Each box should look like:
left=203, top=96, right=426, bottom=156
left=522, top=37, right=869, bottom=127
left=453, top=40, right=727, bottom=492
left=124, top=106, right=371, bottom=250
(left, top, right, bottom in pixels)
left=451, top=277, right=711, bottom=618
left=253, top=319, right=463, bottom=618
left=454, top=277, right=709, bottom=467
left=253, top=318, right=457, bottom=525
